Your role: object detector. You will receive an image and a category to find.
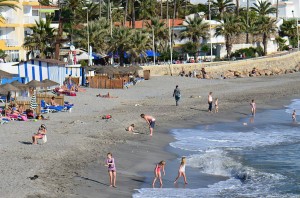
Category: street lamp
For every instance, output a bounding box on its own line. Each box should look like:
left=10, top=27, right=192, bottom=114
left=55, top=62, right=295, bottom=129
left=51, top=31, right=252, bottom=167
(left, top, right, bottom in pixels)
left=292, top=10, right=299, bottom=51
left=208, top=0, right=213, bottom=62
left=108, top=0, right=124, bottom=37
left=82, top=7, right=91, bottom=66
left=152, top=27, right=156, bottom=65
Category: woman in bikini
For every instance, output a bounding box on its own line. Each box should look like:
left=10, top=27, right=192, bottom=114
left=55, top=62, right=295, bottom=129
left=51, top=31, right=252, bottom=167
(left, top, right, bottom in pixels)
left=32, top=124, right=47, bottom=144
left=105, top=153, right=117, bottom=187
left=174, top=157, right=188, bottom=184
left=152, top=160, right=166, bottom=188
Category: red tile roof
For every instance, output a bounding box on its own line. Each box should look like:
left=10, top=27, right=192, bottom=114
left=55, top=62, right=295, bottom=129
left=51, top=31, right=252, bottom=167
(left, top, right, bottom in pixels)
left=115, top=19, right=184, bottom=28
left=32, top=5, right=59, bottom=9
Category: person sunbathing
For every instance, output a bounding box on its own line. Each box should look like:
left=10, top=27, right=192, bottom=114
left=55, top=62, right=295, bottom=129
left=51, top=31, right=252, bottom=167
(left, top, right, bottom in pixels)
left=96, top=92, right=118, bottom=98
left=32, top=124, right=47, bottom=145
left=50, top=96, right=59, bottom=106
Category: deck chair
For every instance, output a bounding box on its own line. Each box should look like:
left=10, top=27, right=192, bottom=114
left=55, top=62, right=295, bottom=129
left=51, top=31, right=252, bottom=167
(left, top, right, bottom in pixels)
left=41, top=100, right=64, bottom=113
left=63, top=101, right=74, bottom=112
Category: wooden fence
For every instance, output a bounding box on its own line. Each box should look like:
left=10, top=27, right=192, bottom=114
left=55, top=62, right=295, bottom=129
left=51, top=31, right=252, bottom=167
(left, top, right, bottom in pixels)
left=16, top=94, right=64, bottom=113
left=87, top=75, right=128, bottom=89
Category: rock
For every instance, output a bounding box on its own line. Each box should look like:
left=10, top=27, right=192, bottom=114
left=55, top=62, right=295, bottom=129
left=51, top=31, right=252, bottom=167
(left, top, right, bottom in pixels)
left=234, top=71, right=241, bottom=77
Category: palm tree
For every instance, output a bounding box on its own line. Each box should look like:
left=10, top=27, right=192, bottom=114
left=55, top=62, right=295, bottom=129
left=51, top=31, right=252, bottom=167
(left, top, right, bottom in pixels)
left=250, top=0, right=276, bottom=16
left=0, top=0, right=19, bottom=22
left=146, top=17, right=169, bottom=53
left=108, top=27, right=133, bottom=66
left=74, top=18, right=110, bottom=54
left=280, top=19, right=298, bottom=48
left=23, top=17, right=56, bottom=58
left=129, top=30, right=151, bottom=63
left=255, top=16, right=277, bottom=55
left=215, top=13, right=241, bottom=58
left=179, top=17, right=209, bottom=59
left=212, top=0, right=235, bottom=20
left=241, top=10, right=259, bottom=43
left=137, top=0, right=156, bottom=27
left=235, top=0, right=239, bottom=16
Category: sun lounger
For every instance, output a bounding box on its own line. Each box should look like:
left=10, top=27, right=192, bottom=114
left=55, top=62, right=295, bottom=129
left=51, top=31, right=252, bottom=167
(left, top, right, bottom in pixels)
left=41, top=100, right=64, bottom=113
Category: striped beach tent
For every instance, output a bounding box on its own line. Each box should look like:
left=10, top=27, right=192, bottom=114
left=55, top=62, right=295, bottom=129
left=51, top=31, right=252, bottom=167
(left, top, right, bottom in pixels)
left=30, top=93, right=38, bottom=110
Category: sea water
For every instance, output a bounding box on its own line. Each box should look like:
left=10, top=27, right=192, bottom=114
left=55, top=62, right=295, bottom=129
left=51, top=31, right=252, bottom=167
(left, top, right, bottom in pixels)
left=133, top=99, right=300, bottom=198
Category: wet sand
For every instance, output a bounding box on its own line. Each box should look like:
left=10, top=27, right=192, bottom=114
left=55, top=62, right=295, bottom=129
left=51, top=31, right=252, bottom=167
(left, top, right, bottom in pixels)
left=0, top=73, right=300, bottom=197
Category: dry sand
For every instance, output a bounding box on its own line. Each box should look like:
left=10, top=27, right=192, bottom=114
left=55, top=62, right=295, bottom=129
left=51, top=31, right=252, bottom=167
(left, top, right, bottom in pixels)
left=1, top=73, right=300, bottom=198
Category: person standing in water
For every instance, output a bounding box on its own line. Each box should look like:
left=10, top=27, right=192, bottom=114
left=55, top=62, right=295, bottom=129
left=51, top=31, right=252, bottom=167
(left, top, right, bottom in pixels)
left=173, top=85, right=181, bottom=106
left=208, top=92, right=213, bottom=112
left=174, top=157, right=188, bottom=184
left=250, top=99, right=256, bottom=116
left=215, top=98, right=219, bottom=113
left=141, top=114, right=155, bottom=136
left=105, top=153, right=117, bottom=188
left=292, top=110, right=296, bottom=122
left=152, top=160, right=166, bottom=188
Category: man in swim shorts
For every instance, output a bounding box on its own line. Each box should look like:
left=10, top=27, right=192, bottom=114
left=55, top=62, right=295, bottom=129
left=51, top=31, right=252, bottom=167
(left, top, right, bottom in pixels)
left=140, top=114, right=155, bottom=136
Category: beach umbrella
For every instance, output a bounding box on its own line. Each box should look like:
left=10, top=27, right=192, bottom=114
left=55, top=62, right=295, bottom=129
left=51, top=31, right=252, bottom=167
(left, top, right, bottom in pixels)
left=0, top=87, right=7, bottom=94
left=0, top=83, right=20, bottom=92
left=30, top=92, right=38, bottom=110
left=26, top=80, right=45, bottom=88
left=10, top=81, right=29, bottom=90
left=0, top=70, right=15, bottom=78
left=42, top=79, right=59, bottom=87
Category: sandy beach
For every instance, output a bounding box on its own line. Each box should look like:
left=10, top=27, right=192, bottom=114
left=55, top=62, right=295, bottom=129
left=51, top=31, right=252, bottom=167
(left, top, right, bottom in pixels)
left=1, top=72, right=300, bottom=198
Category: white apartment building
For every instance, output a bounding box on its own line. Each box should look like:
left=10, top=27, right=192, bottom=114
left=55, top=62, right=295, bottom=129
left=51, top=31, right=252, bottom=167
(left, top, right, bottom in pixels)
left=0, top=1, right=58, bottom=62
left=190, top=0, right=300, bottom=18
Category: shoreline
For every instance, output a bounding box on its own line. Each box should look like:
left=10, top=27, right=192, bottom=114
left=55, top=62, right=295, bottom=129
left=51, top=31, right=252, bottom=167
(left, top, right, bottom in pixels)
left=1, top=74, right=300, bottom=197
left=73, top=75, right=300, bottom=197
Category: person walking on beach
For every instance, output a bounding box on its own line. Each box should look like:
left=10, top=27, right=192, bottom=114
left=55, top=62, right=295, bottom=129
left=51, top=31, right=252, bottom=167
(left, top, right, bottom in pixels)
left=153, top=160, right=166, bottom=188
left=208, top=92, right=213, bottom=112
left=141, top=114, right=155, bottom=136
left=215, top=98, right=219, bottom=113
left=250, top=99, right=256, bottom=116
left=173, top=85, right=181, bottom=106
left=292, top=110, right=296, bottom=121
left=105, top=153, right=117, bottom=188
left=174, top=157, right=188, bottom=184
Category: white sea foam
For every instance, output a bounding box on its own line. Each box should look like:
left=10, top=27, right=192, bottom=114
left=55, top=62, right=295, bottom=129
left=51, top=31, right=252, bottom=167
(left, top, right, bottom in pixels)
left=285, top=99, right=300, bottom=114
left=134, top=101, right=300, bottom=198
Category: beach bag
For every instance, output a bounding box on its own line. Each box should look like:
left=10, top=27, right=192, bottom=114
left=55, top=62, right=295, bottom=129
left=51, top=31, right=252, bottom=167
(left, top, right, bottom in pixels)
left=42, top=135, right=47, bottom=143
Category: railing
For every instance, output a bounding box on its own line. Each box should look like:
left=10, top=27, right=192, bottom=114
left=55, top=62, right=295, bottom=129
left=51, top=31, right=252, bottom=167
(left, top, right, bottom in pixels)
left=4, top=17, right=18, bottom=24
left=5, top=39, right=18, bottom=47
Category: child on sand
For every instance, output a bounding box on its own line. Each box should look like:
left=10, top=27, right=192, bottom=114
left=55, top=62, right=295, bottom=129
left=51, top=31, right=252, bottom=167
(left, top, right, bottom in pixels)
left=105, top=153, right=117, bottom=188
left=292, top=110, right=296, bottom=121
left=125, top=124, right=135, bottom=132
left=215, top=98, right=219, bottom=113
left=174, top=157, right=188, bottom=184
left=32, top=124, right=47, bottom=145
left=153, top=160, right=166, bottom=188
left=250, top=99, right=256, bottom=116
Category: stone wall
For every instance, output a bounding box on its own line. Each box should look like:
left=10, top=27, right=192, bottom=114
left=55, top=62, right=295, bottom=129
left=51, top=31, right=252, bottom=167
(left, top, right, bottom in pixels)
left=141, top=52, right=300, bottom=78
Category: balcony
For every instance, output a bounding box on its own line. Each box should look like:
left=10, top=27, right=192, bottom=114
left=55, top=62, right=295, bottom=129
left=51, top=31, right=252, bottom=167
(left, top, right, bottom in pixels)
left=5, top=39, right=18, bottom=47
left=23, top=16, right=40, bottom=24
left=4, top=17, right=18, bottom=24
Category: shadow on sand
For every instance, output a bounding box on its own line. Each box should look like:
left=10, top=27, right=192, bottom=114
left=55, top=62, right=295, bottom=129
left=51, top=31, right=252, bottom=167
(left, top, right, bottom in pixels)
left=75, top=175, right=110, bottom=187
left=19, top=141, right=32, bottom=145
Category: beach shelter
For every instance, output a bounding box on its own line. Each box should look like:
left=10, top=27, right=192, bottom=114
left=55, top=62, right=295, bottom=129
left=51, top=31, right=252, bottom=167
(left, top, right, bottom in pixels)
left=0, top=83, right=20, bottom=92
left=10, top=81, right=29, bottom=90
left=26, top=80, right=45, bottom=88
left=0, top=83, right=20, bottom=100
left=42, top=79, right=59, bottom=87
left=13, top=59, right=67, bottom=85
